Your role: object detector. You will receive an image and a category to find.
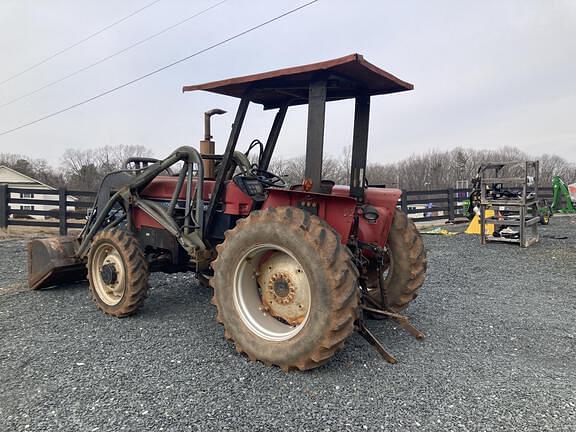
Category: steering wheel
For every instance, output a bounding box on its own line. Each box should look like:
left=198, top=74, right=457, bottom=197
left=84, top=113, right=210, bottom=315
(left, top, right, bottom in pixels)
left=251, top=168, right=287, bottom=188
left=124, top=157, right=174, bottom=176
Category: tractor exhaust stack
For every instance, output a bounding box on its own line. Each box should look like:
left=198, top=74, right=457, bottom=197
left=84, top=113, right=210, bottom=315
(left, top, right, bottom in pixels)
left=200, top=108, right=226, bottom=178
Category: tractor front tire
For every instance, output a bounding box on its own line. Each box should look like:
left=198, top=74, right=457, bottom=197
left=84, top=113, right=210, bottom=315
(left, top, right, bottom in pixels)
left=211, top=207, right=359, bottom=371
left=368, top=209, right=427, bottom=312
left=87, top=229, right=149, bottom=317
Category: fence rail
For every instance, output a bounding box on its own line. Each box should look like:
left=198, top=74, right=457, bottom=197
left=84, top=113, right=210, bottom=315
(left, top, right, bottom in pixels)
left=0, top=186, right=95, bottom=235
left=0, top=185, right=554, bottom=235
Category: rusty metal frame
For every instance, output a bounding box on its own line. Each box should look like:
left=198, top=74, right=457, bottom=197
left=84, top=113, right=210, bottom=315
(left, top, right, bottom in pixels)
left=356, top=320, right=398, bottom=364
left=356, top=304, right=425, bottom=364
left=357, top=287, right=425, bottom=364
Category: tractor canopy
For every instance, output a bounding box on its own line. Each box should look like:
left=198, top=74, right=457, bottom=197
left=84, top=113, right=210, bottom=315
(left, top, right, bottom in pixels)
left=183, top=54, right=413, bottom=198
left=182, top=53, right=413, bottom=109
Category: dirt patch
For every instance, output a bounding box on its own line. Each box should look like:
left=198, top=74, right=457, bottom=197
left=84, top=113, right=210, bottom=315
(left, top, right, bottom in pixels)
left=0, top=281, right=27, bottom=295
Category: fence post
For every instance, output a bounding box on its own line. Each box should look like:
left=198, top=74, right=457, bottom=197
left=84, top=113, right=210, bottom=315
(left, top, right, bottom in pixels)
left=447, top=188, right=455, bottom=224
left=59, top=187, right=67, bottom=236
left=0, top=185, right=8, bottom=229
left=401, top=191, right=408, bottom=214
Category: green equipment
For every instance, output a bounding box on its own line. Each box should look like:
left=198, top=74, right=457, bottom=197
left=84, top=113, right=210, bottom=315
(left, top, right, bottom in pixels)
left=551, top=176, right=576, bottom=213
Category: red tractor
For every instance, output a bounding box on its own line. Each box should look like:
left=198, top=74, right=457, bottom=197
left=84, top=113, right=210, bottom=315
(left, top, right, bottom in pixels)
left=29, top=54, right=427, bottom=370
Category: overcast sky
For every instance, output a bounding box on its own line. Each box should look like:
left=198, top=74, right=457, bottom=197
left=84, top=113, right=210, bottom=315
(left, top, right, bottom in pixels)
left=0, top=0, right=575, bottom=166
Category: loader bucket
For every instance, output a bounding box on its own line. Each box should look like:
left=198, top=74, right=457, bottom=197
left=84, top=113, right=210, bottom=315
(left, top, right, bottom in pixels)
left=28, top=236, right=86, bottom=290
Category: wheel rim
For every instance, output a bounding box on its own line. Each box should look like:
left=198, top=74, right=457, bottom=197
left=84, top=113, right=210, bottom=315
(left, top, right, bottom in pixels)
left=91, top=242, right=126, bottom=306
left=233, top=244, right=311, bottom=342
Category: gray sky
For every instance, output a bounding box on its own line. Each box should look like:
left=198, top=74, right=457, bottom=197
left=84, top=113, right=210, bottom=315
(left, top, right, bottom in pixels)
left=0, top=0, right=575, bottom=165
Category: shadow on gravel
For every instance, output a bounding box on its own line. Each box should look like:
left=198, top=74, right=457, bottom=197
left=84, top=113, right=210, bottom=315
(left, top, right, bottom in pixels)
left=134, top=275, right=212, bottom=318
left=33, top=281, right=87, bottom=293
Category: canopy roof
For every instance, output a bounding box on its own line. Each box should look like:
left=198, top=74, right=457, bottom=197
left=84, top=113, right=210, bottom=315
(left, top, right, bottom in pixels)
left=183, top=54, right=413, bottom=109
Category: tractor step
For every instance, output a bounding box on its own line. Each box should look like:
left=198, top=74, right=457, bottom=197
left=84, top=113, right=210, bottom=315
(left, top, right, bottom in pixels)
left=357, top=305, right=425, bottom=364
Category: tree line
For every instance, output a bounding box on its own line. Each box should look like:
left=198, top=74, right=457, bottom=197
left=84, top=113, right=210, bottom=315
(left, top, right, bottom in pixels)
left=0, top=145, right=151, bottom=191
left=269, top=146, right=576, bottom=190
left=1, top=145, right=574, bottom=192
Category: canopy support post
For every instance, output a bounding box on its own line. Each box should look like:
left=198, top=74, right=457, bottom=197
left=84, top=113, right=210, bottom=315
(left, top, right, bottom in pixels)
left=304, top=73, right=327, bottom=192
left=260, top=104, right=288, bottom=171
left=350, top=94, right=370, bottom=200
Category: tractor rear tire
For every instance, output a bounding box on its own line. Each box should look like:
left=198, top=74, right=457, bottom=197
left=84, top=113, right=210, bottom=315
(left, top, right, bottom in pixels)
left=211, top=207, right=359, bottom=371
left=87, top=229, right=149, bottom=318
left=368, top=209, right=427, bottom=312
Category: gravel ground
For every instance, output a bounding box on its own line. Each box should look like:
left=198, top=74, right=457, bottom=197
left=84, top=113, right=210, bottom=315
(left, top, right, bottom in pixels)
left=1, top=217, right=575, bottom=432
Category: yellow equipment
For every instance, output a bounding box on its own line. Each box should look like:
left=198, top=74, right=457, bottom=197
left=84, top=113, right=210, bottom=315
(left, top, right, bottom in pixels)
left=465, top=209, right=495, bottom=235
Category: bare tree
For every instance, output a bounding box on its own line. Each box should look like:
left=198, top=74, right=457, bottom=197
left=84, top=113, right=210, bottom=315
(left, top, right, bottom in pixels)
left=269, top=149, right=352, bottom=187
left=61, top=144, right=152, bottom=190
left=5, top=144, right=574, bottom=192
left=365, top=146, right=575, bottom=190
left=0, top=153, right=64, bottom=187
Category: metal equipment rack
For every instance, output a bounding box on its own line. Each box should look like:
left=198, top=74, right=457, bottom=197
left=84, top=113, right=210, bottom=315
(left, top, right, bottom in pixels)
left=479, top=161, right=540, bottom=248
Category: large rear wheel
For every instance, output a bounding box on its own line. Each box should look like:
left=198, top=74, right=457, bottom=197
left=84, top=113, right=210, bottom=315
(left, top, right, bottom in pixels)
left=367, top=210, right=427, bottom=312
left=211, top=207, right=359, bottom=371
left=87, top=229, right=149, bottom=317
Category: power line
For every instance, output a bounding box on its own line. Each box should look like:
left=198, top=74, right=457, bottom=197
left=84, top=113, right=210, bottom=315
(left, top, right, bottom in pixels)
left=0, top=0, right=229, bottom=110
left=0, top=0, right=164, bottom=87
left=0, top=0, right=320, bottom=138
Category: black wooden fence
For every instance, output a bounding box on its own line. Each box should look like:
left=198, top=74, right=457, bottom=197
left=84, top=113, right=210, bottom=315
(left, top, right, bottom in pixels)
left=0, top=186, right=96, bottom=235
left=0, top=185, right=554, bottom=235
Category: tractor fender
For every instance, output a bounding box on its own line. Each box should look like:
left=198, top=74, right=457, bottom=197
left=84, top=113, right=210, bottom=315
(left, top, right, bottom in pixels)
left=357, top=188, right=401, bottom=247
left=331, top=186, right=401, bottom=247
left=262, top=187, right=401, bottom=246
left=262, top=189, right=357, bottom=243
